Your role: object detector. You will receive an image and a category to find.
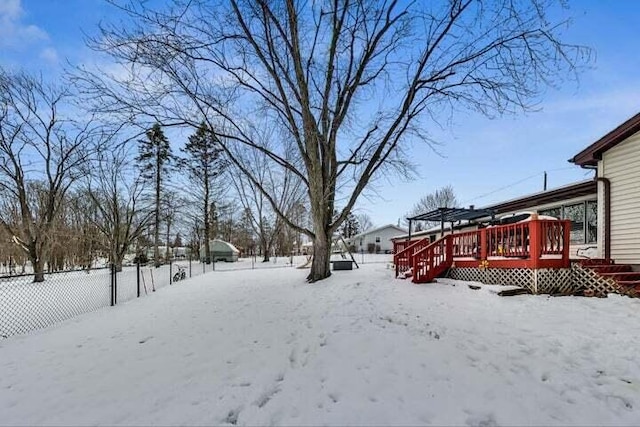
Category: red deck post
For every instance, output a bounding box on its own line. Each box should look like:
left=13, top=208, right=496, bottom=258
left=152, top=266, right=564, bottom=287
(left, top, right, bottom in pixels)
left=529, top=220, right=541, bottom=269
left=480, top=228, right=487, bottom=260
left=562, top=220, right=571, bottom=268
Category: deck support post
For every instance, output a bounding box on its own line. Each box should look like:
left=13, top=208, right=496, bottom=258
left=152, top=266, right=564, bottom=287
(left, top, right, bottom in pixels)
left=529, top=220, right=541, bottom=269
left=480, top=228, right=487, bottom=260
left=562, top=220, right=571, bottom=268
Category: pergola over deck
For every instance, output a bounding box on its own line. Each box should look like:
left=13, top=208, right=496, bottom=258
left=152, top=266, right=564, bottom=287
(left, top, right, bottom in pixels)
left=406, top=207, right=495, bottom=240
left=395, top=213, right=572, bottom=283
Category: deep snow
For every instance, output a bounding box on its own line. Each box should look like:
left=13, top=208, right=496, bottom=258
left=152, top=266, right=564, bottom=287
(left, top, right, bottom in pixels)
left=2, top=263, right=640, bottom=426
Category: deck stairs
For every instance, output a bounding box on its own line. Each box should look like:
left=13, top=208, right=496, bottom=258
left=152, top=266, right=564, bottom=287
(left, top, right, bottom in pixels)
left=395, top=235, right=452, bottom=284
left=579, top=258, right=640, bottom=296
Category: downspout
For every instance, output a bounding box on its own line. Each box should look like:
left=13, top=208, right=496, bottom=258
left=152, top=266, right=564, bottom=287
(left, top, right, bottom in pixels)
left=585, top=165, right=611, bottom=260
left=596, top=176, right=611, bottom=260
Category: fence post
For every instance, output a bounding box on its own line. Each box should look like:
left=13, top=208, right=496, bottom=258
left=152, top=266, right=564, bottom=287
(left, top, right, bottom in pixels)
left=169, top=259, right=173, bottom=285
left=110, top=263, right=114, bottom=307
left=110, top=263, right=117, bottom=306
left=136, top=261, right=141, bottom=298
left=203, top=259, right=205, bottom=274
left=213, top=259, right=215, bottom=271
left=189, top=254, right=192, bottom=278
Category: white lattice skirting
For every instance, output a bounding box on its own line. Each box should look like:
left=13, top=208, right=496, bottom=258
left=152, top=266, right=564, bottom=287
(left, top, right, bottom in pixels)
left=448, top=267, right=573, bottom=294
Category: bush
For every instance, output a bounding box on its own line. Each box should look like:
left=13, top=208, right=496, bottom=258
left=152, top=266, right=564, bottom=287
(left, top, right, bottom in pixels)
left=133, top=252, right=149, bottom=265
left=367, top=243, right=375, bottom=254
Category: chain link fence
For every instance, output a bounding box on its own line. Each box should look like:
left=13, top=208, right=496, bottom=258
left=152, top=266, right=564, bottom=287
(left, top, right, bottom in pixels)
left=0, top=253, right=390, bottom=340
left=0, top=257, right=216, bottom=340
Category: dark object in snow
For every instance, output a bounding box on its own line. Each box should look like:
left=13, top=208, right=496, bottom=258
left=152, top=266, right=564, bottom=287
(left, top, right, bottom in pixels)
left=332, top=260, right=353, bottom=270
left=575, top=288, right=608, bottom=298
left=497, top=288, right=530, bottom=297
left=468, top=285, right=481, bottom=290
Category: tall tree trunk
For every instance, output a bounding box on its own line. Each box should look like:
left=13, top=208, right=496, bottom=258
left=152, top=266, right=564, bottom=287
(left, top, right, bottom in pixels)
left=203, top=180, right=211, bottom=264
left=165, top=217, right=171, bottom=261
left=111, top=249, right=124, bottom=272
left=29, top=242, right=45, bottom=283
left=153, top=159, right=161, bottom=267
left=309, top=231, right=331, bottom=282
left=261, top=236, right=270, bottom=262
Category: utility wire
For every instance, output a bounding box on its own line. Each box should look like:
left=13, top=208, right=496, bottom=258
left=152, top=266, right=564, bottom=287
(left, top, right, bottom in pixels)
left=460, top=166, right=578, bottom=206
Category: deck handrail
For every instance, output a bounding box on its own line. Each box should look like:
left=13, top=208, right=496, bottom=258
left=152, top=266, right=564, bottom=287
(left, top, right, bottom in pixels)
left=394, top=237, right=431, bottom=277
left=412, top=235, right=453, bottom=283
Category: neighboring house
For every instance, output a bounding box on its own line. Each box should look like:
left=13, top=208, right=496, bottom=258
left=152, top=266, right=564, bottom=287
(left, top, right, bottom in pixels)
left=392, top=179, right=597, bottom=260
left=570, top=112, right=640, bottom=266
left=200, top=239, right=240, bottom=262
left=348, top=224, right=408, bottom=253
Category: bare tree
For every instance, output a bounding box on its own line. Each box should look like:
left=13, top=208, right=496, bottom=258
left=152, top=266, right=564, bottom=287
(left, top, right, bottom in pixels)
left=406, top=185, right=458, bottom=231
left=85, top=146, right=154, bottom=272
left=77, top=0, right=589, bottom=281
left=0, top=69, right=101, bottom=282
left=230, top=141, right=305, bottom=262
left=356, top=213, right=374, bottom=233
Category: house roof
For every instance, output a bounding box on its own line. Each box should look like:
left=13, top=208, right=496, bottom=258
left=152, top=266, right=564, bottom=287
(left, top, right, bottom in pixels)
left=483, top=179, right=596, bottom=214
left=570, top=112, right=640, bottom=167
left=349, top=224, right=407, bottom=240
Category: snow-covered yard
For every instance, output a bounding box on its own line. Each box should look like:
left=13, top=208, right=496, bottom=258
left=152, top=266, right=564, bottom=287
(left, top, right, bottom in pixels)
left=2, top=264, right=640, bottom=426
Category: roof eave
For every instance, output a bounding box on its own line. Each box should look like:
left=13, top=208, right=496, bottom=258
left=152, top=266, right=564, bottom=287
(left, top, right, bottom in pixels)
left=570, top=111, right=640, bottom=166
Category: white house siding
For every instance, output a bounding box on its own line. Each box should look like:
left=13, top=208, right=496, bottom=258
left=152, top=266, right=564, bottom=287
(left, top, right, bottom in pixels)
left=599, top=131, right=640, bottom=265
left=352, top=226, right=407, bottom=253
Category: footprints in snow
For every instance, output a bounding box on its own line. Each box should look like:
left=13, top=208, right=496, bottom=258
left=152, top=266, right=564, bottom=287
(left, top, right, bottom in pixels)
left=255, top=386, right=281, bottom=408
left=138, top=336, right=153, bottom=344
left=376, top=315, right=442, bottom=340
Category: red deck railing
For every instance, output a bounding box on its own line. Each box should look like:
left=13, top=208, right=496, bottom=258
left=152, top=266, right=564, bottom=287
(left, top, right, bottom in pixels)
left=413, top=235, right=453, bottom=283
left=393, top=219, right=571, bottom=283
left=393, top=237, right=430, bottom=277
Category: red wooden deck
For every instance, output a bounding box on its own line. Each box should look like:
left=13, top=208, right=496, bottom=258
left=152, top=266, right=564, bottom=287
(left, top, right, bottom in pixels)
left=393, top=219, right=571, bottom=283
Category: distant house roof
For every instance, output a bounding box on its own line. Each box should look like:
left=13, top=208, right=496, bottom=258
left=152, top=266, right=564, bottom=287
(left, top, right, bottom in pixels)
left=349, top=224, right=407, bottom=240
left=570, top=112, right=640, bottom=167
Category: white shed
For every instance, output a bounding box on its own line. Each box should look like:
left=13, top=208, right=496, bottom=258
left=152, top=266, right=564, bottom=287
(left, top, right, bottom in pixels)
left=200, top=239, right=240, bottom=262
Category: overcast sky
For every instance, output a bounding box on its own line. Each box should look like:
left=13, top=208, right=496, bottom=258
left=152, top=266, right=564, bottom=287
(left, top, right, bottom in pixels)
left=2, top=0, right=639, bottom=228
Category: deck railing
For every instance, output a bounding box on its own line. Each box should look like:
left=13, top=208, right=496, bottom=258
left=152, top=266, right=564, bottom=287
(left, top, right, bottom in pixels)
left=413, top=235, right=453, bottom=283
left=393, top=219, right=571, bottom=281
left=451, top=230, right=481, bottom=258
left=393, top=237, right=430, bottom=277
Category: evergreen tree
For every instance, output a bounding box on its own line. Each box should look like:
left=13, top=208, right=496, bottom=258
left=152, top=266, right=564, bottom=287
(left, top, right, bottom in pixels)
left=137, top=123, right=173, bottom=267
left=180, top=122, right=226, bottom=264
left=340, top=212, right=361, bottom=239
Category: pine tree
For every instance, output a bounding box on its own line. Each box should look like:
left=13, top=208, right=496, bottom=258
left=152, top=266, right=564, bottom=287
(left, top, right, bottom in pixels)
left=137, top=123, right=173, bottom=267
left=340, top=212, right=361, bottom=239
left=180, top=122, right=226, bottom=264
